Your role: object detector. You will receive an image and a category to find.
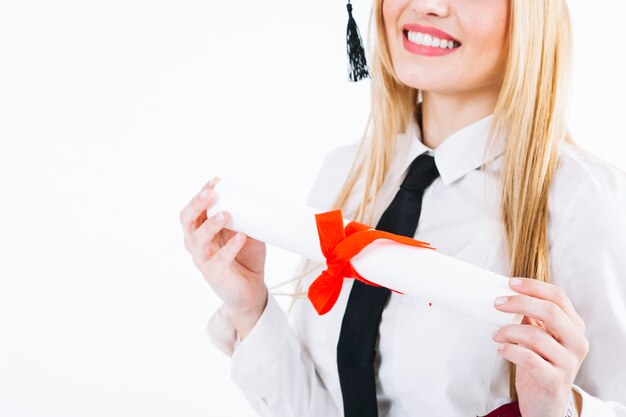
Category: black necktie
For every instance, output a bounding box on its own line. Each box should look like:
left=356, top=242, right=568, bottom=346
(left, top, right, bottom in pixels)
left=336, top=152, right=440, bottom=417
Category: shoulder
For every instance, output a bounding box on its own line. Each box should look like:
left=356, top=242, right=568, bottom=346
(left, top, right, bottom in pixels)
left=551, top=142, right=626, bottom=225
left=306, top=140, right=361, bottom=211
left=557, top=142, right=626, bottom=191
left=320, top=140, right=361, bottom=171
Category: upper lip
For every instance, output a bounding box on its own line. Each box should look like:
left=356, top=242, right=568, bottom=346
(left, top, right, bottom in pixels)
left=402, top=23, right=461, bottom=44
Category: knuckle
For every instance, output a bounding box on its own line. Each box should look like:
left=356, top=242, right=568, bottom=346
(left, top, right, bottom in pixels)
left=197, top=236, right=220, bottom=260
left=215, top=243, right=233, bottom=263
left=501, top=324, right=515, bottom=337
left=190, top=215, right=217, bottom=240
left=193, top=189, right=213, bottom=210
left=199, top=220, right=222, bottom=245
left=184, top=236, right=192, bottom=253
left=200, top=259, right=217, bottom=279
left=530, top=328, right=544, bottom=345
left=190, top=230, right=200, bottom=247
left=200, top=188, right=215, bottom=202
left=566, top=356, right=580, bottom=375
left=551, top=285, right=565, bottom=302
left=580, top=337, right=590, bottom=358
left=521, top=351, right=536, bottom=369
left=192, top=251, right=214, bottom=272
left=179, top=208, right=189, bottom=226
left=546, top=302, right=560, bottom=319
left=204, top=178, right=215, bottom=189
left=203, top=213, right=221, bottom=233
left=208, top=212, right=222, bottom=228
left=190, top=228, right=206, bottom=248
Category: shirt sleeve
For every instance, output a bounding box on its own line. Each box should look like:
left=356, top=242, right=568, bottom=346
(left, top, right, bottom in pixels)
left=205, top=148, right=349, bottom=417
left=551, top=173, right=626, bottom=417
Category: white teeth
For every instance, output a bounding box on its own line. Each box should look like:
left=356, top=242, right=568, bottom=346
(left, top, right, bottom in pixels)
left=406, top=30, right=459, bottom=49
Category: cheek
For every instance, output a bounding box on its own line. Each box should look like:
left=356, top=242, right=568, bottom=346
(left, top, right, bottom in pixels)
left=482, top=18, right=508, bottom=57
left=382, top=0, right=403, bottom=39
left=462, top=5, right=509, bottom=77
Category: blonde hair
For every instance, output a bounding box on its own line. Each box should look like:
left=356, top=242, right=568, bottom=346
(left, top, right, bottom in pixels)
left=275, top=0, right=576, bottom=402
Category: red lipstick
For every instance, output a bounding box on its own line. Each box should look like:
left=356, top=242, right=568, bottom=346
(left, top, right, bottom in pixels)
left=401, top=23, right=461, bottom=57
left=402, top=23, right=460, bottom=43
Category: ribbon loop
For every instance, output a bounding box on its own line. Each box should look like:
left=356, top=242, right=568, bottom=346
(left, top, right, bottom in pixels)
left=307, top=209, right=437, bottom=315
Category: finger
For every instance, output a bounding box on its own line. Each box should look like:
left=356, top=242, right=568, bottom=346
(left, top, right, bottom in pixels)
left=193, top=208, right=208, bottom=232
left=184, top=235, right=192, bottom=254
left=493, top=324, right=573, bottom=369
left=190, top=210, right=231, bottom=261
left=508, top=278, right=585, bottom=331
left=179, top=177, right=220, bottom=237
left=496, top=342, right=559, bottom=393
left=494, top=293, right=581, bottom=350
left=198, top=232, right=247, bottom=283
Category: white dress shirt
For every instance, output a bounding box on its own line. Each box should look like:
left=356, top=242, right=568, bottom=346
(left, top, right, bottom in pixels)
left=207, top=113, right=626, bottom=417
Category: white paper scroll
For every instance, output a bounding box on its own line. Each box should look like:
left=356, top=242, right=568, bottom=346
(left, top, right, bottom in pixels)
left=207, top=176, right=523, bottom=328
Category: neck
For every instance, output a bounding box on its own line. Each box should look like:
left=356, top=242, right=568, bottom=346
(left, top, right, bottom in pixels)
left=419, top=88, right=499, bottom=149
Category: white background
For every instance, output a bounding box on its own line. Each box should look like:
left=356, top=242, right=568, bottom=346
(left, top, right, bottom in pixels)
left=0, top=1, right=624, bottom=416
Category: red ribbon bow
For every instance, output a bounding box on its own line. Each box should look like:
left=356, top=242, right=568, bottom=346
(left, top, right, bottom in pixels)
left=307, top=209, right=437, bottom=315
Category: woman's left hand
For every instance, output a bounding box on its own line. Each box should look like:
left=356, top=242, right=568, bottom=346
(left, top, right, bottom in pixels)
left=493, top=277, right=589, bottom=417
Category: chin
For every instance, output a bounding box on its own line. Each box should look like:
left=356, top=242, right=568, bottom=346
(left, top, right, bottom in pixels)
left=395, top=70, right=457, bottom=93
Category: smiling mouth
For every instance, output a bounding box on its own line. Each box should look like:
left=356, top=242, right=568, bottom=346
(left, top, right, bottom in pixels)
left=403, top=29, right=461, bottom=50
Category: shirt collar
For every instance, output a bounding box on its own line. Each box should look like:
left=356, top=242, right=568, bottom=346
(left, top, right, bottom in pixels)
left=400, top=112, right=505, bottom=186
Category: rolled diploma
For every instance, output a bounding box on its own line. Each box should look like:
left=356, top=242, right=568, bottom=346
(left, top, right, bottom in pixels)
left=207, top=177, right=523, bottom=327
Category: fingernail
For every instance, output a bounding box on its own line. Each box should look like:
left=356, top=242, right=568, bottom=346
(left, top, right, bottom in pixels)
left=492, top=329, right=498, bottom=338
left=510, top=278, right=522, bottom=286
left=496, top=343, right=505, bottom=351
left=494, top=296, right=508, bottom=306
left=200, top=189, right=209, bottom=200
left=215, top=211, right=224, bottom=222
left=235, top=232, right=244, bottom=242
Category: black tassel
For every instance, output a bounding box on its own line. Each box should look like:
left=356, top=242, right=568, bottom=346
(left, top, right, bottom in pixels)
left=346, top=1, right=370, bottom=82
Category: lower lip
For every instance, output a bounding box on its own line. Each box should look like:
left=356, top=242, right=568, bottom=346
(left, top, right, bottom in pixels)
left=402, top=31, right=459, bottom=57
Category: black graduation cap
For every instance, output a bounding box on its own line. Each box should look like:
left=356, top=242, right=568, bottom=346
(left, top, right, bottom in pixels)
left=345, top=0, right=370, bottom=82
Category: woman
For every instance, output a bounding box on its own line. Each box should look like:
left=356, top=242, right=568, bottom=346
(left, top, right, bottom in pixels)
left=179, top=0, right=626, bottom=416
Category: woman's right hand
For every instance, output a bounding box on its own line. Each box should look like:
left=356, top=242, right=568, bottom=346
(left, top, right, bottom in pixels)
left=179, top=177, right=268, bottom=339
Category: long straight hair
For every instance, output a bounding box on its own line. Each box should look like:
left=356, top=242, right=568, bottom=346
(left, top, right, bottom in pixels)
left=281, top=0, right=575, bottom=401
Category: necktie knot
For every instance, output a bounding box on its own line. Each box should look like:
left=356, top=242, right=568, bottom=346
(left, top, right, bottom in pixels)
left=400, top=153, right=440, bottom=192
